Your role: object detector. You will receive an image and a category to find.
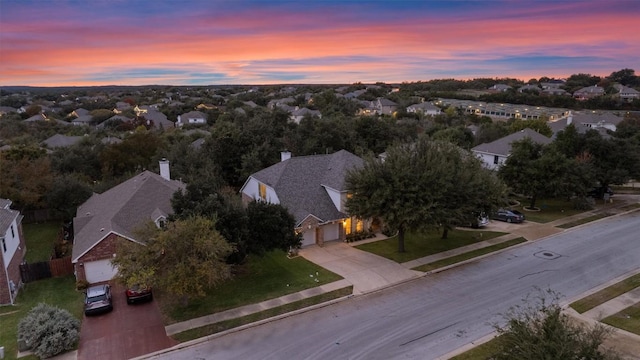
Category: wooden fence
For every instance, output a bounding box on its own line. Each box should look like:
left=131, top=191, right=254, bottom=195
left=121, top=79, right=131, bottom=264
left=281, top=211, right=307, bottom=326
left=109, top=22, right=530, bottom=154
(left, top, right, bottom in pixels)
left=19, top=256, right=74, bottom=283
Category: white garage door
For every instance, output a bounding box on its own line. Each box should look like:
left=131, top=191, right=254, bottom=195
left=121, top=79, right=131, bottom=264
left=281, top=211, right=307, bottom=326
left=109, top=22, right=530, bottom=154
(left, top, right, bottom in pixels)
left=301, top=229, right=316, bottom=247
left=84, top=259, right=118, bottom=283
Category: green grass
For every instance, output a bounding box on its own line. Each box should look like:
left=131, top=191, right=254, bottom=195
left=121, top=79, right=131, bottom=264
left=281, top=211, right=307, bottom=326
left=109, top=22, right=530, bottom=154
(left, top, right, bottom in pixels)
left=413, top=237, right=526, bottom=272
left=0, top=276, right=83, bottom=360
left=449, top=336, right=505, bottom=360
left=570, top=273, right=640, bottom=314
left=160, top=249, right=343, bottom=324
left=171, top=286, right=353, bottom=343
left=602, top=302, right=640, bottom=335
left=512, top=197, right=585, bottom=223
left=620, top=203, right=640, bottom=211
left=557, top=213, right=611, bottom=229
left=354, top=229, right=506, bottom=263
left=22, top=222, right=60, bottom=263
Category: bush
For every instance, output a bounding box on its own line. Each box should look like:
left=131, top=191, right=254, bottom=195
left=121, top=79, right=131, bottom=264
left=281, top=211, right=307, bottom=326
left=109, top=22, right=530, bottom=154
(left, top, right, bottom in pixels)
left=573, top=196, right=595, bottom=210
left=18, top=303, right=80, bottom=358
left=75, top=279, right=89, bottom=291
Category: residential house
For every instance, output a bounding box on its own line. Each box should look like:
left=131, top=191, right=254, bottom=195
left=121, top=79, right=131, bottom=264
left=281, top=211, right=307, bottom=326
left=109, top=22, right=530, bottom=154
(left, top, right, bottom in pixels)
left=176, top=111, right=207, bottom=127
left=267, top=97, right=295, bottom=110
left=0, top=198, right=26, bottom=305
left=573, top=85, right=605, bottom=100
left=471, top=128, right=552, bottom=170
left=143, top=109, right=174, bottom=129
left=406, top=102, right=441, bottom=116
left=290, top=107, right=321, bottom=124
left=548, top=111, right=624, bottom=138
left=72, top=161, right=185, bottom=283
left=42, top=134, right=83, bottom=148
left=614, top=84, right=640, bottom=102
left=518, top=85, right=541, bottom=93
left=71, top=115, right=93, bottom=126
left=540, top=80, right=565, bottom=90
left=358, top=98, right=398, bottom=116
left=542, top=88, right=569, bottom=96
left=0, top=106, right=17, bottom=117
left=68, top=108, right=90, bottom=118
left=240, top=150, right=367, bottom=247
left=488, top=84, right=512, bottom=92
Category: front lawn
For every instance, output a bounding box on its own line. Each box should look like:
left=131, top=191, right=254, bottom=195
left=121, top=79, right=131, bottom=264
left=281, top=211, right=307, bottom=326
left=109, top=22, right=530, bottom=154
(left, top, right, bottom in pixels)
left=160, top=249, right=343, bottom=323
left=355, top=229, right=506, bottom=263
left=0, top=276, right=83, bottom=359
left=570, top=273, right=640, bottom=314
left=602, top=302, right=640, bottom=335
left=22, top=222, right=60, bottom=263
left=449, top=336, right=505, bottom=359
left=512, top=197, right=585, bottom=223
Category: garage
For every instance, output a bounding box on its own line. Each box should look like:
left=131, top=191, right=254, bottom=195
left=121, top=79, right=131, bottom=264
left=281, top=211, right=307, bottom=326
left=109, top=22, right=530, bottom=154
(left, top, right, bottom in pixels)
left=301, top=229, right=316, bottom=247
left=84, top=258, right=118, bottom=283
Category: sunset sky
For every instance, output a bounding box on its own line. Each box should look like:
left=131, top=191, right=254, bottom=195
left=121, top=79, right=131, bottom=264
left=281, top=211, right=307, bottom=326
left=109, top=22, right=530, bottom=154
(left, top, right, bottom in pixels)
left=1, top=0, right=639, bottom=86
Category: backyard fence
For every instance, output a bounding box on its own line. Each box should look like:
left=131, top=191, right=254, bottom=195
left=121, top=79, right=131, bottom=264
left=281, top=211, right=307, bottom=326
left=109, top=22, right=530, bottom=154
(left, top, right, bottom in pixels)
left=20, top=256, right=74, bottom=283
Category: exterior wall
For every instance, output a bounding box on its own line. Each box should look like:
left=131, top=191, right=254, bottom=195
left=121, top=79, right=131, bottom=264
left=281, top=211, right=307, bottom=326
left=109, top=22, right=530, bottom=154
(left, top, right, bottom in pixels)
left=473, top=151, right=506, bottom=170
left=298, top=217, right=320, bottom=247
left=74, top=233, right=119, bottom=282
left=241, top=177, right=280, bottom=205
left=1, top=219, right=26, bottom=304
left=324, top=186, right=343, bottom=212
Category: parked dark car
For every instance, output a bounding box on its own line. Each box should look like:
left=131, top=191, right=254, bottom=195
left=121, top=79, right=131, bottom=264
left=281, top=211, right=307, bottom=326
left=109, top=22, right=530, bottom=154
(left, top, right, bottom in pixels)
left=126, top=285, right=153, bottom=304
left=587, top=186, right=614, bottom=199
left=462, top=212, right=490, bottom=228
left=84, top=284, right=113, bottom=315
left=492, top=209, right=525, bottom=223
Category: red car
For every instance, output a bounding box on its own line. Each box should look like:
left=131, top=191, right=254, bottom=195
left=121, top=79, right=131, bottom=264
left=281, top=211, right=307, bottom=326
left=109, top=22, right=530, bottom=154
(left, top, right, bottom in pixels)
left=126, top=285, right=153, bottom=304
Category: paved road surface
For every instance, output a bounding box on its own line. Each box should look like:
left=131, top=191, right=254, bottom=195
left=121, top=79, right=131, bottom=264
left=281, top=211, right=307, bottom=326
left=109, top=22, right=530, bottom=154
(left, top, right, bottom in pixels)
left=147, top=212, right=640, bottom=360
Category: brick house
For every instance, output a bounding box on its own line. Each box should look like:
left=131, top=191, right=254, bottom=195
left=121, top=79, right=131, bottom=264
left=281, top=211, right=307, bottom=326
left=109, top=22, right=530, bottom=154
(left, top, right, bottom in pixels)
left=0, top=198, right=26, bottom=305
left=72, top=161, right=185, bottom=284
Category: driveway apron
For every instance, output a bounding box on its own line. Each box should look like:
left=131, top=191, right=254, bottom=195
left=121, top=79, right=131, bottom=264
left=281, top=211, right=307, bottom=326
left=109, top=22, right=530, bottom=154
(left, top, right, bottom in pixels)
left=77, top=283, right=176, bottom=360
left=299, top=241, right=421, bottom=294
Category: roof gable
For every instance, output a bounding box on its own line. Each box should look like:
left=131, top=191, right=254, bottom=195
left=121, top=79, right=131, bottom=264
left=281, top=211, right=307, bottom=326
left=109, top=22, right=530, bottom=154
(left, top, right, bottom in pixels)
left=472, top=128, right=552, bottom=156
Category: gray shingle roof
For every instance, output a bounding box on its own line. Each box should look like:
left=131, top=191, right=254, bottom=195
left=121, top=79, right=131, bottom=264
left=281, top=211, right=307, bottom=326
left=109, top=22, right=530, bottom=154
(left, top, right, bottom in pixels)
left=42, top=134, right=83, bottom=148
left=472, top=128, right=552, bottom=156
left=249, top=150, right=363, bottom=225
left=0, top=198, right=19, bottom=235
left=72, top=171, right=185, bottom=262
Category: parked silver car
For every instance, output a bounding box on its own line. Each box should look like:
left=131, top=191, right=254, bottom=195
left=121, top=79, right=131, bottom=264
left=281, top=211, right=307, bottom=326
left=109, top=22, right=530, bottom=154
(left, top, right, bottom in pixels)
left=84, top=284, right=113, bottom=315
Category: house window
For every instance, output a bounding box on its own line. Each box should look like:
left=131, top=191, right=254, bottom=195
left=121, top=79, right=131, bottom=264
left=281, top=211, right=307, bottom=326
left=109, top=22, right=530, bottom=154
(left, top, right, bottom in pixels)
left=157, top=217, right=166, bottom=229
left=1, top=237, right=6, bottom=252
left=493, top=155, right=499, bottom=165
left=356, top=219, right=364, bottom=232
left=258, top=183, right=267, bottom=200
left=11, top=225, right=15, bottom=238
left=344, top=218, right=352, bottom=235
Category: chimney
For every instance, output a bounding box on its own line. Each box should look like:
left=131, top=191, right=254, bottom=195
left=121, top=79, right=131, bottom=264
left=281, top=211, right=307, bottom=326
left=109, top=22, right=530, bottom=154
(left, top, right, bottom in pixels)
left=281, top=151, right=291, bottom=162
left=159, top=158, right=170, bottom=180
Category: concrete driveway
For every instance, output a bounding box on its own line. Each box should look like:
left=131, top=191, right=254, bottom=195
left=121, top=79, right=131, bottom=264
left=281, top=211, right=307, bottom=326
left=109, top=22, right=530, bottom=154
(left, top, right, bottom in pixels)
left=299, top=241, right=422, bottom=294
left=77, top=284, right=176, bottom=360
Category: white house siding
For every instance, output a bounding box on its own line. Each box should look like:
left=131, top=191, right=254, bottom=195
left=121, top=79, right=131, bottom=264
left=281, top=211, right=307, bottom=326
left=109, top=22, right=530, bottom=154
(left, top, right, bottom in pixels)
left=243, top=177, right=280, bottom=204
left=473, top=152, right=505, bottom=170
left=324, top=186, right=343, bottom=212
left=322, top=223, right=340, bottom=242
left=301, top=230, right=316, bottom=246
left=1, top=219, right=19, bottom=270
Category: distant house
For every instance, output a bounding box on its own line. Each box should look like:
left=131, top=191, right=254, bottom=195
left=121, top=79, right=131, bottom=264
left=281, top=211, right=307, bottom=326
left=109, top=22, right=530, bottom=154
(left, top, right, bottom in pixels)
left=176, top=111, right=207, bottom=127
left=143, top=110, right=174, bottom=129
left=290, top=107, right=321, bottom=124
left=0, top=198, right=26, bottom=305
left=406, top=102, right=441, bottom=116
left=267, top=97, right=295, bottom=110
left=548, top=111, right=624, bottom=138
left=471, top=128, right=552, bottom=170
left=71, top=114, right=93, bottom=126
left=614, top=84, right=640, bottom=102
left=42, top=134, right=83, bottom=148
left=0, top=106, right=18, bottom=117
left=518, top=84, right=541, bottom=93
left=240, top=150, right=367, bottom=247
left=573, top=85, right=605, bottom=100
left=488, top=84, right=512, bottom=92
left=358, top=98, right=398, bottom=116
left=68, top=108, right=90, bottom=118
left=72, top=161, right=185, bottom=284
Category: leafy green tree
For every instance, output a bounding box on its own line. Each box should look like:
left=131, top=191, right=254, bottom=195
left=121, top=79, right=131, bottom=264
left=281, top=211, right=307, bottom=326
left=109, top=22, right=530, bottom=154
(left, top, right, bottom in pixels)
left=346, top=138, right=506, bottom=252
left=18, top=303, right=80, bottom=359
left=45, top=174, right=93, bottom=220
left=493, top=289, right=620, bottom=360
left=245, top=201, right=302, bottom=254
left=608, top=68, right=638, bottom=86
left=431, top=126, right=475, bottom=149
left=99, top=131, right=164, bottom=178
left=499, top=138, right=572, bottom=209
left=0, top=154, right=53, bottom=210
left=113, top=217, right=234, bottom=300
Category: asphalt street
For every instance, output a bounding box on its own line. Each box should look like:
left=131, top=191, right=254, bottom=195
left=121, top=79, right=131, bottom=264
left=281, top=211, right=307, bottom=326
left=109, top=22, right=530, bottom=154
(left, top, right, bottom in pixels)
left=147, top=211, right=640, bottom=360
